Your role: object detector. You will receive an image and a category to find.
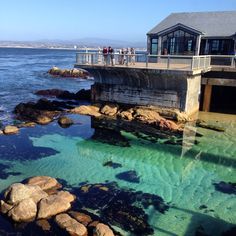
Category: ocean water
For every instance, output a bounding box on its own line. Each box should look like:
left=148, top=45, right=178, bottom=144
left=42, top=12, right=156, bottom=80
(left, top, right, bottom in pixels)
left=0, top=48, right=235, bottom=236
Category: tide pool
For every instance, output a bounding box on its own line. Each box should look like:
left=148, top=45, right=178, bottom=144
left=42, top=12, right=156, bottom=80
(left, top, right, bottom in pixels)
left=0, top=112, right=235, bottom=235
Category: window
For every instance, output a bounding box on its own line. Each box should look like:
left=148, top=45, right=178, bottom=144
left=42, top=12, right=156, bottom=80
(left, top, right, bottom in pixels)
left=212, top=40, right=219, bottom=51
left=161, top=28, right=197, bottom=55
left=151, top=38, right=158, bottom=54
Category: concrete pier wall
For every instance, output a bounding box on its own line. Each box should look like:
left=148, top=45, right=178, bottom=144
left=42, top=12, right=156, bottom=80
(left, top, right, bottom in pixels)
left=86, top=66, right=202, bottom=116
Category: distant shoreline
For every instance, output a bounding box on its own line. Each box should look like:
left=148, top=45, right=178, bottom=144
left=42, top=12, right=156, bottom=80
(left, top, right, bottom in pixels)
left=0, top=46, right=147, bottom=51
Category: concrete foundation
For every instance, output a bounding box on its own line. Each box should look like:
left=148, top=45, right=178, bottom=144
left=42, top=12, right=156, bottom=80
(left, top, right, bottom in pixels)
left=86, top=66, right=202, bottom=116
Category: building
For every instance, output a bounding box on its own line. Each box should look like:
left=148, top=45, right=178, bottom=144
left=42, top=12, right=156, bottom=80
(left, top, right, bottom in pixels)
left=147, top=11, right=236, bottom=56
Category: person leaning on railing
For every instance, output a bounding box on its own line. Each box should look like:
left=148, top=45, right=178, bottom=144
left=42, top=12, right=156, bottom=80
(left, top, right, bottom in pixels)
left=108, top=46, right=115, bottom=66
left=102, top=46, right=108, bottom=66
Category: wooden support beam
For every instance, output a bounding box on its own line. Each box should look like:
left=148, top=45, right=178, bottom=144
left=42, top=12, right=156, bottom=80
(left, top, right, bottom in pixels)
left=203, top=84, right=212, bottom=112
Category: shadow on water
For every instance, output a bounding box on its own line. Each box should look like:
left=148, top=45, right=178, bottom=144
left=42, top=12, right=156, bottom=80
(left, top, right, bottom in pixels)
left=171, top=206, right=236, bottom=236
left=0, top=163, right=21, bottom=180
left=0, top=128, right=59, bottom=162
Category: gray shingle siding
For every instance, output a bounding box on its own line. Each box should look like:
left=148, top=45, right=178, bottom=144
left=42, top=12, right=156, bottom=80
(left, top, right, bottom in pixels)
left=148, top=11, right=236, bottom=37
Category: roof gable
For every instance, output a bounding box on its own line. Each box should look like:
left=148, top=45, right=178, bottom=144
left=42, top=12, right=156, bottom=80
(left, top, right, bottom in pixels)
left=157, top=23, right=204, bottom=36
left=147, top=11, right=236, bottom=37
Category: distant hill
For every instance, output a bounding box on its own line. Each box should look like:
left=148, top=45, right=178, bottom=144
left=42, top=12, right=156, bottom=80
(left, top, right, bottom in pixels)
left=0, top=38, right=146, bottom=49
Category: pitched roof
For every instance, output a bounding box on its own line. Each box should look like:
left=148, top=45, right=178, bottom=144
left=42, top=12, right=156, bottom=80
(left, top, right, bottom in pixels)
left=147, top=11, right=236, bottom=37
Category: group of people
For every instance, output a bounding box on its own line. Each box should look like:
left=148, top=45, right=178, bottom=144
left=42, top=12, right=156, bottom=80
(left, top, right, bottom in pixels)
left=100, top=46, right=136, bottom=66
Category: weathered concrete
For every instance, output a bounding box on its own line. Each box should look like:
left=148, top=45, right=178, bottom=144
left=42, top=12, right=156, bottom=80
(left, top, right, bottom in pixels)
left=86, top=66, right=201, bottom=116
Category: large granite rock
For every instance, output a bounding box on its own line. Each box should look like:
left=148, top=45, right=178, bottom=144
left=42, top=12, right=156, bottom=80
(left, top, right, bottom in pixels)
left=3, top=125, right=19, bottom=135
left=71, top=105, right=101, bottom=117
left=100, top=104, right=119, bottom=116
left=27, top=176, right=61, bottom=191
left=69, top=211, right=92, bottom=226
left=94, top=223, right=114, bottom=236
left=134, top=108, right=163, bottom=124
left=55, top=213, right=88, bottom=236
left=4, top=183, right=48, bottom=204
left=8, top=198, right=37, bottom=222
left=37, top=191, right=75, bottom=219
left=0, top=200, right=13, bottom=214
left=48, top=67, right=89, bottom=79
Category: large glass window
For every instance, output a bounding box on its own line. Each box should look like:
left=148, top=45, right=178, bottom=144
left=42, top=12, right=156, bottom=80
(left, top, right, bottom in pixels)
left=161, top=29, right=197, bottom=55
left=151, top=38, right=158, bottom=54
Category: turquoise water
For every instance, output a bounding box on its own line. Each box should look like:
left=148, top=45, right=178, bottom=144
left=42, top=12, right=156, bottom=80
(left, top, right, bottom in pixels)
left=0, top=48, right=235, bottom=235
left=0, top=113, right=235, bottom=235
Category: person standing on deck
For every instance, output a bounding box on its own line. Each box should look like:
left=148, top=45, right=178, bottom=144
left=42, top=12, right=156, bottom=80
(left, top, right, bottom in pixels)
left=130, top=47, right=135, bottom=65
left=102, top=46, right=108, bottom=65
left=108, top=46, right=115, bottom=66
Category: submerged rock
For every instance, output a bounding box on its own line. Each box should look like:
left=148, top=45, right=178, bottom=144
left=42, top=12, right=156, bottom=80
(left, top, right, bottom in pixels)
left=103, top=161, right=122, bottom=169
left=196, top=120, right=225, bottom=132
left=213, top=181, right=236, bottom=195
left=74, top=183, right=169, bottom=235
left=115, top=170, right=140, bottom=183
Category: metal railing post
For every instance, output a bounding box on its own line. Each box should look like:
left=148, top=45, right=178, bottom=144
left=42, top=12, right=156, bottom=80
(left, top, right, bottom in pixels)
left=146, top=54, right=148, bottom=68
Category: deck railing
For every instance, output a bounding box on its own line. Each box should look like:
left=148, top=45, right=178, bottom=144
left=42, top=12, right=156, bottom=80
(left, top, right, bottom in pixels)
left=75, top=52, right=235, bottom=71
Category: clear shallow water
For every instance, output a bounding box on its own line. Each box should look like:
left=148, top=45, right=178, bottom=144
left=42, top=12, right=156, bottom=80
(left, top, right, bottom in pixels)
left=0, top=48, right=235, bottom=236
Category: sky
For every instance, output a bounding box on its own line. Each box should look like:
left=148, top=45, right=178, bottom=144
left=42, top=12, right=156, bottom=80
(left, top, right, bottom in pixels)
left=0, top=0, right=235, bottom=42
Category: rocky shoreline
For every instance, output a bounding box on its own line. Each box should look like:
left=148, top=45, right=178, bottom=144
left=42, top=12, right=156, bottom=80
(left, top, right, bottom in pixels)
left=0, top=176, right=119, bottom=236
left=0, top=176, right=170, bottom=235
left=0, top=88, right=225, bottom=137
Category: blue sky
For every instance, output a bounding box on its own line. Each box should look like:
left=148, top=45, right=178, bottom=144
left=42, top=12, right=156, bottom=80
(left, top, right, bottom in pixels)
left=0, top=0, right=235, bottom=42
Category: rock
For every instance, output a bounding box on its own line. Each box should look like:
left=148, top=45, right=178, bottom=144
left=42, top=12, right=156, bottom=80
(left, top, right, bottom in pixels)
left=159, top=119, right=180, bottom=131
left=94, top=223, right=114, bottom=236
left=55, top=213, right=88, bottom=236
left=0, top=200, right=13, bottom=214
left=103, top=161, right=122, bottom=169
left=3, top=125, right=19, bottom=135
left=88, top=221, right=100, bottom=228
left=4, top=183, right=48, bottom=204
left=17, top=122, right=36, bottom=128
left=196, top=120, right=225, bottom=132
left=36, top=219, right=51, bottom=231
left=118, top=110, right=133, bottom=121
left=134, top=108, right=162, bottom=124
left=100, top=104, right=119, bottom=116
left=27, top=176, right=61, bottom=191
left=75, top=89, right=91, bottom=101
left=36, top=115, right=52, bottom=125
left=115, top=171, right=140, bottom=183
left=8, top=198, right=37, bottom=222
left=71, top=105, right=101, bottom=117
left=58, top=116, right=74, bottom=127
left=213, top=181, right=236, bottom=195
left=35, top=89, right=66, bottom=97
left=37, top=191, right=75, bottom=219
left=69, top=211, right=92, bottom=226
left=48, top=67, right=89, bottom=79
